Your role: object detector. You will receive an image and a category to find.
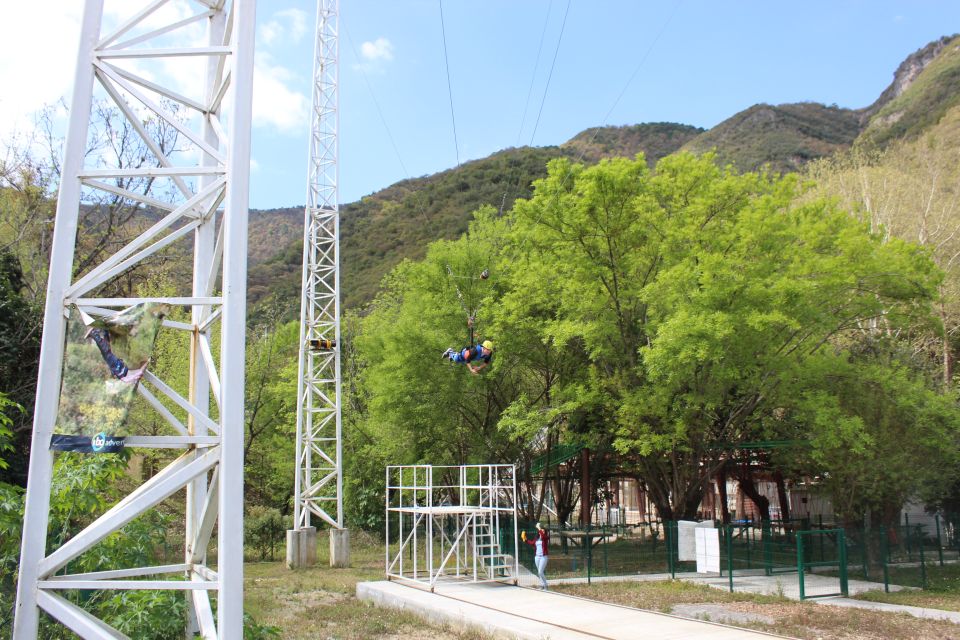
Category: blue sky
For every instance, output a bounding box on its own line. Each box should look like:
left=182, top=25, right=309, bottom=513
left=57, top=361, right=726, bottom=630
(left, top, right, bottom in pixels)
left=1, top=2, right=958, bottom=209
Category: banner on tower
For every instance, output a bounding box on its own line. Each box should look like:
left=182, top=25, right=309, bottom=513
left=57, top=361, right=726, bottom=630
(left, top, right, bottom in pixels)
left=50, top=302, right=168, bottom=453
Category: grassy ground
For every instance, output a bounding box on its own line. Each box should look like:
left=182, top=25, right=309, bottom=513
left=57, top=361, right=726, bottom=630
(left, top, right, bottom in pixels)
left=244, top=530, right=492, bottom=640
left=852, top=564, right=960, bottom=612
left=552, top=581, right=960, bottom=639
left=246, top=531, right=960, bottom=640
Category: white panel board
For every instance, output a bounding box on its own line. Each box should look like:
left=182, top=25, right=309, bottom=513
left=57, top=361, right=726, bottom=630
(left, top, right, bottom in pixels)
left=677, top=520, right=714, bottom=561
left=696, top=527, right=721, bottom=573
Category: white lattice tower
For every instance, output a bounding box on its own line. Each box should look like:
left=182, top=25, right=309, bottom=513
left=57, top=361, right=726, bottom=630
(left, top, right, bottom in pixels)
left=13, top=1, right=255, bottom=637
left=292, top=0, right=345, bottom=545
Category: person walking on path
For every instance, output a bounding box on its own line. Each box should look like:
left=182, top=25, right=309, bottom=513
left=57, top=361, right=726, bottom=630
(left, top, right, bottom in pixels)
left=522, top=522, right=549, bottom=590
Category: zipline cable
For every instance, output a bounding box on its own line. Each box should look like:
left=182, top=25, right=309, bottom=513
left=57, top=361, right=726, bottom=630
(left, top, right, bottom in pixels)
left=528, top=0, right=572, bottom=147
left=439, top=0, right=461, bottom=168
left=516, top=0, right=555, bottom=147
left=517, top=0, right=684, bottom=251
left=571, top=0, right=684, bottom=165
left=342, top=21, right=436, bottom=235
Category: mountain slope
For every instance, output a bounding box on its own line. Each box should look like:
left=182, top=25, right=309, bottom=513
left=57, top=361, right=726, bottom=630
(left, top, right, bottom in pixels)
left=244, top=36, right=960, bottom=316
left=681, top=102, right=863, bottom=174
left=247, top=123, right=702, bottom=312
left=859, top=34, right=960, bottom=147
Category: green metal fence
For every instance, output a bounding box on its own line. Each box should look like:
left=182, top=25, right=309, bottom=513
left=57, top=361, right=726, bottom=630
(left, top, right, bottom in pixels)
left=505, top=515, right=960, bottom=597
left=506, top=518, right=845, bottom=596
left=508, top=520, right=684, bottom=583
left=848, top=520, right=960, bottom=591
left=797, top=529, right=848, bottom=599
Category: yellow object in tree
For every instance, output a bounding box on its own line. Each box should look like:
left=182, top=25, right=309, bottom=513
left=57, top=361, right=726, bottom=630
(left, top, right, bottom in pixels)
left=521, top=530, right=527, bottom=541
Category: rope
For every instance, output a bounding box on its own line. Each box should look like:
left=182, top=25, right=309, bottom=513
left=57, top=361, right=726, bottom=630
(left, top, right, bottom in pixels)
left=528, top=0, right=573, bottom=146
left=516, top=0, right=684, bottom=252
left=572, top=0, right=684, bottom=163
left=516, top=0, right=555, bottom=147
left=447, top=264, right=484, bottom=344
left=342, top=21, right=435, bottom=235
left=439, top=0, right=461, bottom=168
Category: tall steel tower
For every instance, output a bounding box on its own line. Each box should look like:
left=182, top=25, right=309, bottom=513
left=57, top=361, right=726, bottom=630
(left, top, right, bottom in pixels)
left=13, top=1, right=255, bottom=637
left=287, top=0, right=349, bottom=568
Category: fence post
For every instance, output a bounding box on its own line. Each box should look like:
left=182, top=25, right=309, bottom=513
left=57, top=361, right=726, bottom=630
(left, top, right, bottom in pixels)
left=587, top=523, right=593, bottom=584
left=839, top=529, right=848, bottom=597
left=936, top=515, right=944, bottom=567
left=666, top=521, right=674, bottom=578
left=797, top=532, right=806, bottom=600
left=726, top=525, right=734, bottom=593
left=905, top=513, right=912, bottom=557
left=762, top=520, right=772, bottom=576
left=602, top=524, right=608, bottom=576
left=918, top=525, right=927, bottom=589
left=860, top=527, right=869, bottom=581
left=881, top=527, right=890, bottom=593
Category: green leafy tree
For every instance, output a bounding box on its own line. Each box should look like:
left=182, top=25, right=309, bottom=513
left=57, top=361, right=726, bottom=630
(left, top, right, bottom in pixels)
left=504, top=152, right=942, bottom=519
left=354, top=209, right=529, bottom=500
left=243, top=318, right=298, bottom=514
left=788, top=350, right=960, bottom=527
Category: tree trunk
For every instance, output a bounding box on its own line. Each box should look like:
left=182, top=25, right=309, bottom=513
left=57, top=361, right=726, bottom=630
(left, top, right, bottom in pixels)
left=717, top=465, right=730, bottom=524
left=736, top=465, right=771, bottom=521
left=774, top=470, right=790, bottom=524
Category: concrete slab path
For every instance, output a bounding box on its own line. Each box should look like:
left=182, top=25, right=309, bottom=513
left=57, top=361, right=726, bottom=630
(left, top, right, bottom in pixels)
left=540, top=571, right=960, bottom=625
left=357, top=580, right=789, bottom=640
left=812, top=597, right=960, bottom=623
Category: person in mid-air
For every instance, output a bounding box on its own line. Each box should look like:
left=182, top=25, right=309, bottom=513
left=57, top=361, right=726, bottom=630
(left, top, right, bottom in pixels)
left=442, top=340, right=494, bottom=374
left=86, top=327, right=148, bottom=384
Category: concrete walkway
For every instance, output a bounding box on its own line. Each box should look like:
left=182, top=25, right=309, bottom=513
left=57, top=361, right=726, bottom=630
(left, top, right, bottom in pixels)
left=673, top=570, right=960, bottom=620
left=540, top=570, right=960, bottom=624
left=357, top=580, right=788, bottom=639
left=821, top=597, right=960, bottom=623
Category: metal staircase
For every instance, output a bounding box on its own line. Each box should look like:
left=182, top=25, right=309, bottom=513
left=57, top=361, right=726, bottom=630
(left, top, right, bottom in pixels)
left=474, top=515, right=514, bottom=580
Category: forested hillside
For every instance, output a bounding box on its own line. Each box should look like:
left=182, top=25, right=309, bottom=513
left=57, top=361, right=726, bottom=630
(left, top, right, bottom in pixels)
left=680, top=102, right=862, bottom=173
left=247, top=36, right=960, bottom=316
left=859, top=34, right=960, bottom=147
left=248, top=123, right=702, bottom=311
left=4, top=30, right=960, bottom=638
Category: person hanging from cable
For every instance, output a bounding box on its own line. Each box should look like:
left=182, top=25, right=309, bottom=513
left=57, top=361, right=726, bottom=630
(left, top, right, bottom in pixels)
left=442, top=266, right=495, bottom=373
left=441, top=337, right=495, bottom=374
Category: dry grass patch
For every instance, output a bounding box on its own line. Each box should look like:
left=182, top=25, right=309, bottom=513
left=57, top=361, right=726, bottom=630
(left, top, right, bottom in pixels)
left=244, top=531, right=493, bottom=640
left=553, top=579, right=960, bottom=639
left=552, top=579, right=785, bottom=612
left=855, top=588, right=960, bottom=612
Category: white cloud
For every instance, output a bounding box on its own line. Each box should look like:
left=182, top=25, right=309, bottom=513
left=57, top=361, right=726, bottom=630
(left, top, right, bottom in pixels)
left=361, top=37, right=394, bottom=62
left=353, top=37, right=395, bottom=74
left=259, top=8, right=308, bottom=47
left=253, top=52, right=309, bottom=134
left=250, top=157, right=261, bottom=173
left=0, top=1, right=308, bottom=157
left=0, top=4, right=83, bottom=137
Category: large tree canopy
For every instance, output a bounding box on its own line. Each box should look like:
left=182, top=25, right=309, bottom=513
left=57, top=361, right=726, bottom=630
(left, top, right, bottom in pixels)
left=354, top=152, right=953, bottom=523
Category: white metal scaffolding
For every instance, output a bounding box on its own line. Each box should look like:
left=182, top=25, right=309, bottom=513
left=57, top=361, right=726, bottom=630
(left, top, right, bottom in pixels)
left=293, top=0, right=343, bottom=534
left=13, top=1, right=255, bottom=638
left=386, top=465, right=519, bottom=590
